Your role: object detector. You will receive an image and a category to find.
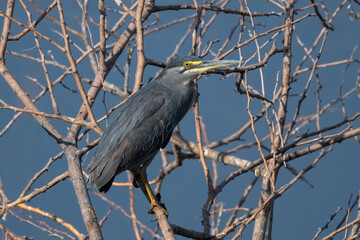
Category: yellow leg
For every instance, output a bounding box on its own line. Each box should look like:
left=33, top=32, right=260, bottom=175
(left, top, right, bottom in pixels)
left=139, top=170, right=168, bottom=216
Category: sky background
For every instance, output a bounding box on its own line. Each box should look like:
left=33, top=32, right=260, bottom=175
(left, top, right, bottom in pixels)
left=0, top=0, right=360, bottom=239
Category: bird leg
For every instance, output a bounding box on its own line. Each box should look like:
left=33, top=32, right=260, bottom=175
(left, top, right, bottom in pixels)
left=132, top=169, right=168, bottom=216
left=132, top=174, right=140, bottom=189
left=140, top=172, right=168, bottom=216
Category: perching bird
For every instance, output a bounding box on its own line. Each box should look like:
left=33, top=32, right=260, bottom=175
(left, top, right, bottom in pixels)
left=88, top=56, right=238, bottom=215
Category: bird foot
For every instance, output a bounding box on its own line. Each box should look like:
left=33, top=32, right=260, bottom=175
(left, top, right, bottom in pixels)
left=148, top=201, right=168, bottom=215
left=149, top=204, right=168, bottom=222
left=148, top=193, right=168, bottom=218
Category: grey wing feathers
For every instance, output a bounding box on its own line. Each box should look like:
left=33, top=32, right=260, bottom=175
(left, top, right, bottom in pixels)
left=88, top=84, right=171, bottom=192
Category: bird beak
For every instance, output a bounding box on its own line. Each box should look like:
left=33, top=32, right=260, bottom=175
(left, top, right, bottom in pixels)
left=193, top=59, right=240, bottom=73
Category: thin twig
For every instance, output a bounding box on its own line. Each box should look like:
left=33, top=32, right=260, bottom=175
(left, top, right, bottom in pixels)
left=133, top=0, right=146, bottom=93
left=17, top=203, right=84, bottom=239
left=56, top=0, right=102, bottom=135
left=193, top=84, right=214, bottom=234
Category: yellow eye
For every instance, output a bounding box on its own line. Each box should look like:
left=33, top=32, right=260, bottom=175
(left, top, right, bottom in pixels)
left=183, top=61, right=190, bottom=68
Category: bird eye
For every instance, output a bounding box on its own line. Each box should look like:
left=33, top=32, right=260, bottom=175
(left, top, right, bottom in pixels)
left=183, top=61, right=190, bottom=68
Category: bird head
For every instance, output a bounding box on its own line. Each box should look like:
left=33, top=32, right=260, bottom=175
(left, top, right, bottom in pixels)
left=155, top=56, right=239, bottom=86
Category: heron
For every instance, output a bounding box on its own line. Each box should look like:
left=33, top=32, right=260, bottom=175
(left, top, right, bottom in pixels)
left=88, top=56, right=238, bottom=216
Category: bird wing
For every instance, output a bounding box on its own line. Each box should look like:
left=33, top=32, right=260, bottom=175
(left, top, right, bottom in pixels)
left=88, top=84, right=173, bottom=191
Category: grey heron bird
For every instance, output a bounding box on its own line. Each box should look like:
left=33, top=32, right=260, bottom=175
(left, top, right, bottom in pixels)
left=88, top=56, right=238, bottom=215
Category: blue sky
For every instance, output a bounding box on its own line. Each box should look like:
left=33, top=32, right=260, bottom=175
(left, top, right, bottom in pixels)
left=0, top=0, right=360, bottom=239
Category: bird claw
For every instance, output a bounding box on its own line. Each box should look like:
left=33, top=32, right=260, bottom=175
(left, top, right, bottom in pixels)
left=148, top=199, right=168, bottom=218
